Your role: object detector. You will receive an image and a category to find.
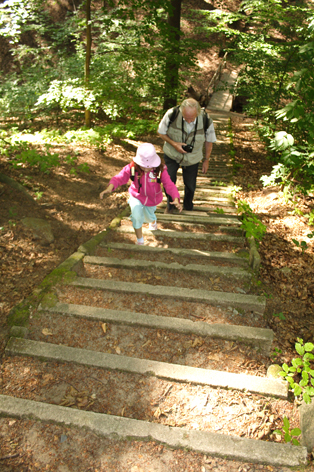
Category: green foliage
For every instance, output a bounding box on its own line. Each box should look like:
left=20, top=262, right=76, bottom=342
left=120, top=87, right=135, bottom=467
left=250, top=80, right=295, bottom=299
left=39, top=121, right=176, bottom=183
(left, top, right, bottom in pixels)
left=13, top=147, right=60, bottom=174
left=236, top=200, right=267, bottom=243
left=291, top=238, right=308, bottom=254
left=291, top=232, right=314, bottom=254
left=214, top=208, right=225, bottom=214
left=203, top=0, right=314, bottom=195
left=0, top=0, right=204, bottom=123
left=270, top=347, right=282, bottom=359
left=279, top=338, right=314, bottom=404
left=273, top=312, right=286, bottom=321
left=273, top=416, right=301, bottom=446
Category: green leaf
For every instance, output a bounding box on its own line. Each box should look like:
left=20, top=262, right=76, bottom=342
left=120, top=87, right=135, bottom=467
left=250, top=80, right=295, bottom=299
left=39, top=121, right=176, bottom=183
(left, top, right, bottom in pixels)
left=295, top=343, right=305, bottom=356
left=305, top=343, right=314, bottom=352
left=302, top=371, right=309, bottom=383
left=284, top=432, right=292, bottom=443
left=292, top=358, right=303, bottom=367
left=293, top=385, right=302, bottom=396
left=291, top=438, right=300, bottom=446
left=291, top=428, right=301, bottom=436
left=303, top=392, right=311, bottom=404
left=283, top=416, right=290, bottom=430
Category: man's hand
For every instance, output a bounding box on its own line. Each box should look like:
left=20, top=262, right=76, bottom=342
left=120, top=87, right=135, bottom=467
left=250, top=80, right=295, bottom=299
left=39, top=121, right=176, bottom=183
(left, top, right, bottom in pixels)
left=175, top=143, right=188, bottom=154
left=158, top=133, right=187, bottom=154
left=202, top=159, right=209, bottom=174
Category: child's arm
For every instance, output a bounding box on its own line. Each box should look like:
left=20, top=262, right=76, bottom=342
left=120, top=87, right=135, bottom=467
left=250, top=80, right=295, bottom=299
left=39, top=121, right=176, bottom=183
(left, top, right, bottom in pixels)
left=100, top=183, right=114, bottom=199
left=100, top=164, right=131, bottom=199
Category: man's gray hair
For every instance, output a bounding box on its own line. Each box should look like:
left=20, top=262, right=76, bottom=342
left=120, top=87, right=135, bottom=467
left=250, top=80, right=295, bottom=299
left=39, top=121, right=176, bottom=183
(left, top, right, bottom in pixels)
left=180, top=98, right=201, bottom=115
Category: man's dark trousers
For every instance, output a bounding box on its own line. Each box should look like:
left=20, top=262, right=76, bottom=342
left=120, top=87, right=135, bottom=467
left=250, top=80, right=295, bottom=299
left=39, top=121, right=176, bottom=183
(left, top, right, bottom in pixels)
left=164, top=154, right=199, bottom=211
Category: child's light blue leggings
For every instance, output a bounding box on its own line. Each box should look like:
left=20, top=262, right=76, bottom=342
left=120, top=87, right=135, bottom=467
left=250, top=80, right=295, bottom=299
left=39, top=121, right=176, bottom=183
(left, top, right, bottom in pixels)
left=128, top=195, right=156, bottom=230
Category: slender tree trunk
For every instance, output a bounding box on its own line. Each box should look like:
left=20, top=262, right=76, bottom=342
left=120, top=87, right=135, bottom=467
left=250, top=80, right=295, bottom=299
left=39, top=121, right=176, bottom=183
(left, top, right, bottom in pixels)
left=85, top=0, right=92, bottom=128
left=163, top=0, right=181, bottom=111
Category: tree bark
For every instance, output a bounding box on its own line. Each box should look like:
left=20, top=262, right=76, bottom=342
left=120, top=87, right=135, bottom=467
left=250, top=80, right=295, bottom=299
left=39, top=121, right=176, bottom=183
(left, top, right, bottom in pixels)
left=85, top=0, right=92, bottom=128
left=0, top=173, right=35, bottom=201
left=163, top=0, right=181, bottom=111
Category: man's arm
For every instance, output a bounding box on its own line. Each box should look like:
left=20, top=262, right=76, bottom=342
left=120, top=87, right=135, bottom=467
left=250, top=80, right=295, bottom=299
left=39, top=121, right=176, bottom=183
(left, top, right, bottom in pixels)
left=202, top=141, right=213, bottom=174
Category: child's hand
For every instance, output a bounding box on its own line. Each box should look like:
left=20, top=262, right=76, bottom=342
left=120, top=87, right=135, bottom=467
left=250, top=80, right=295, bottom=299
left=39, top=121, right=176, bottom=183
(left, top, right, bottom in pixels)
left=171, top=198, right=182, bottom=212
left=100, top=184, right=114, bottom=199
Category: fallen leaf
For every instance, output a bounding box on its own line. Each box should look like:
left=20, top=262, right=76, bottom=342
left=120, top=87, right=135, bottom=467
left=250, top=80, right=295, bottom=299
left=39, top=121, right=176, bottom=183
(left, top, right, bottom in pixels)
left=115, top=346, right=121, bottom=354
left=101, top=322, right=107, bottom=334
left=42, top=328, right=53, bottom=336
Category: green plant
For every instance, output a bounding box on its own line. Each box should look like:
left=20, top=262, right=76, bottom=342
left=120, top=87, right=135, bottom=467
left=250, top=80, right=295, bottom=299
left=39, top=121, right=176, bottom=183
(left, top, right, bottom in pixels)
left=214, top=208, right=225, bottom=214
left=34, top=191, right=43, bottom=200
left=8, top=206, right=18, bottom=218
left=273, top=312, right=286, bottom=321
left=237, top=200, right=267, bottom=244
left=271, top=347, right=282, bottom=359
left=12, top=145, right=60, bottom=174
left=273, top=416, right=301, bottom=446
left=279, top=338, right=314, bottom=404
left=292, top=238, right=308, bottom=254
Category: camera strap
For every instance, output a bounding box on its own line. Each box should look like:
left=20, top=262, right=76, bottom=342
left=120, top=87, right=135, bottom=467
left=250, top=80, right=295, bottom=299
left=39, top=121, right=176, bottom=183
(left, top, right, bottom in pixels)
left=182, top=117, right=198, bottom=149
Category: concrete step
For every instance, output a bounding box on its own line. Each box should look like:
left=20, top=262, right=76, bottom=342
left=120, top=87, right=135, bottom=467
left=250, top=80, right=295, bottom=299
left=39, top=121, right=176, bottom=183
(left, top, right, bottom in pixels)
left=83, top=255, right=252, bottom=279
left=70, top=277, right=266, bottom=313
left=0, top=395, right=306, bottom=467
left=117, top=225, right=245, bottom=243
left=99, top=242, right=249, bottom=265
left=43, top=302, right=273, bottom=354
left=144, top=213, right=241, bottom=226
left=6, top=337, right=285, bottom=397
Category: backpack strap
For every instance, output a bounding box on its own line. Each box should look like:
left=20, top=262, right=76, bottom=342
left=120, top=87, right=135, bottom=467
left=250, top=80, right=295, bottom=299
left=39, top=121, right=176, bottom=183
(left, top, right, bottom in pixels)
left=167, top=105, right=212, bottom=135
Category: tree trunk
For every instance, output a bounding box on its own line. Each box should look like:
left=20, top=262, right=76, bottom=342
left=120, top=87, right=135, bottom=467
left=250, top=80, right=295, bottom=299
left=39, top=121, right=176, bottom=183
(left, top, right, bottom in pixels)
left=85, top=0, right=92, bottom=128
left=163, top=0, right=181, bottom=111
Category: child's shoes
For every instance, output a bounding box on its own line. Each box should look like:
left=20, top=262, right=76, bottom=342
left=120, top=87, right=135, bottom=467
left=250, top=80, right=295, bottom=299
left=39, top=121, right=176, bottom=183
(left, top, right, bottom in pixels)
left=149, top=221, right=158, bottom=231
left=136, top=237, right=144, bottom=245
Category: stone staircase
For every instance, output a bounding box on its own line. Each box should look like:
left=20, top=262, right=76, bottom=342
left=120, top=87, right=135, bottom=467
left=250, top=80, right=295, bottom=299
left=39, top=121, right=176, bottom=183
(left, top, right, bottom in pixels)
left=0, top=111, right=308, bottom=468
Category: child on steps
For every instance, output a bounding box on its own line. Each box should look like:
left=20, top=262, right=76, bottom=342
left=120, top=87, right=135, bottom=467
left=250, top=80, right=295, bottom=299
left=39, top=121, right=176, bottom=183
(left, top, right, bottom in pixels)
left=100, top=143, right=182, bottom=245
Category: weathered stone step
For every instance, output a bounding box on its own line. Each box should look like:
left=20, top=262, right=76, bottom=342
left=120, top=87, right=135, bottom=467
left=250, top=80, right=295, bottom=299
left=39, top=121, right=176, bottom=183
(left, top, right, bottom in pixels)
left=158, top=204, right=237, bottom=215
left=5, top=338, right=286, bottom=397
left=117, top=226, right=244, bottom=243
left=196, top=188, right=233, bottom=197
left=99, top=242, right=248, bottom=265
left=71, top=277, right=266, bottom=313
left=83, top=255, right=251, bottom=279
left=177, top=187, right=232, bottom=197
left=43, top=302, right=273, bottom=354
left=0, top=395, right=306, bottom=467
left=157, top=213, right=240, bottom=225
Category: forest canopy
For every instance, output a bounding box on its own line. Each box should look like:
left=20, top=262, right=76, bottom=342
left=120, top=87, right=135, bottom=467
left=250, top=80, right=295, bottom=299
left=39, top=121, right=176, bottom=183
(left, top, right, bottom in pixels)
left=0, top=0, right=314, bottom=193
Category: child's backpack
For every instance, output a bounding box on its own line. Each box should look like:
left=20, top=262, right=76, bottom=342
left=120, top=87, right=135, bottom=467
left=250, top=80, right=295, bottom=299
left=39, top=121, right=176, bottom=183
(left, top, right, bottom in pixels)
left=167, top=105, right=213, bottom=134
left=130, top=162, right=161, bottom=185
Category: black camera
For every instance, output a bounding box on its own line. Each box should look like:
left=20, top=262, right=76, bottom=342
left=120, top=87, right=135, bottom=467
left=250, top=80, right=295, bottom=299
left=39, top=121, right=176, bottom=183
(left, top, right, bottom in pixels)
left=182, top=144, right=193, bottom=153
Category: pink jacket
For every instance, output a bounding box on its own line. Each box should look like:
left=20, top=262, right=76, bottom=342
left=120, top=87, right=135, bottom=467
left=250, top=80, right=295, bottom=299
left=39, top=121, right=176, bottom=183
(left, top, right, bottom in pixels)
left=109, top=163, right=180, bottom=207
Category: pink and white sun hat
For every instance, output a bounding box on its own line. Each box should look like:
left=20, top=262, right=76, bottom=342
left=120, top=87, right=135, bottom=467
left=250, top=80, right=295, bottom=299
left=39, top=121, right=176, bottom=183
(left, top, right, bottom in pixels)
left=134, top=143, right=161, bottom=168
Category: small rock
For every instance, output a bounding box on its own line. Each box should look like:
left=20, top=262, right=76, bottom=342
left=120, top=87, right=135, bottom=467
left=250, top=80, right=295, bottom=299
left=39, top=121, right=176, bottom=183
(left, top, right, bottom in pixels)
left=22, top=217, right=54, bottom=244
left=267, top=364, right=283, bottom=379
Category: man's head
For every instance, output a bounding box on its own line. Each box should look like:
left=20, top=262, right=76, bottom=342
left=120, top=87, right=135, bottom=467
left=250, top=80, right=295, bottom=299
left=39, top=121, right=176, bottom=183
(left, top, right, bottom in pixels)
left=180, top=98, right=201, bottom=124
